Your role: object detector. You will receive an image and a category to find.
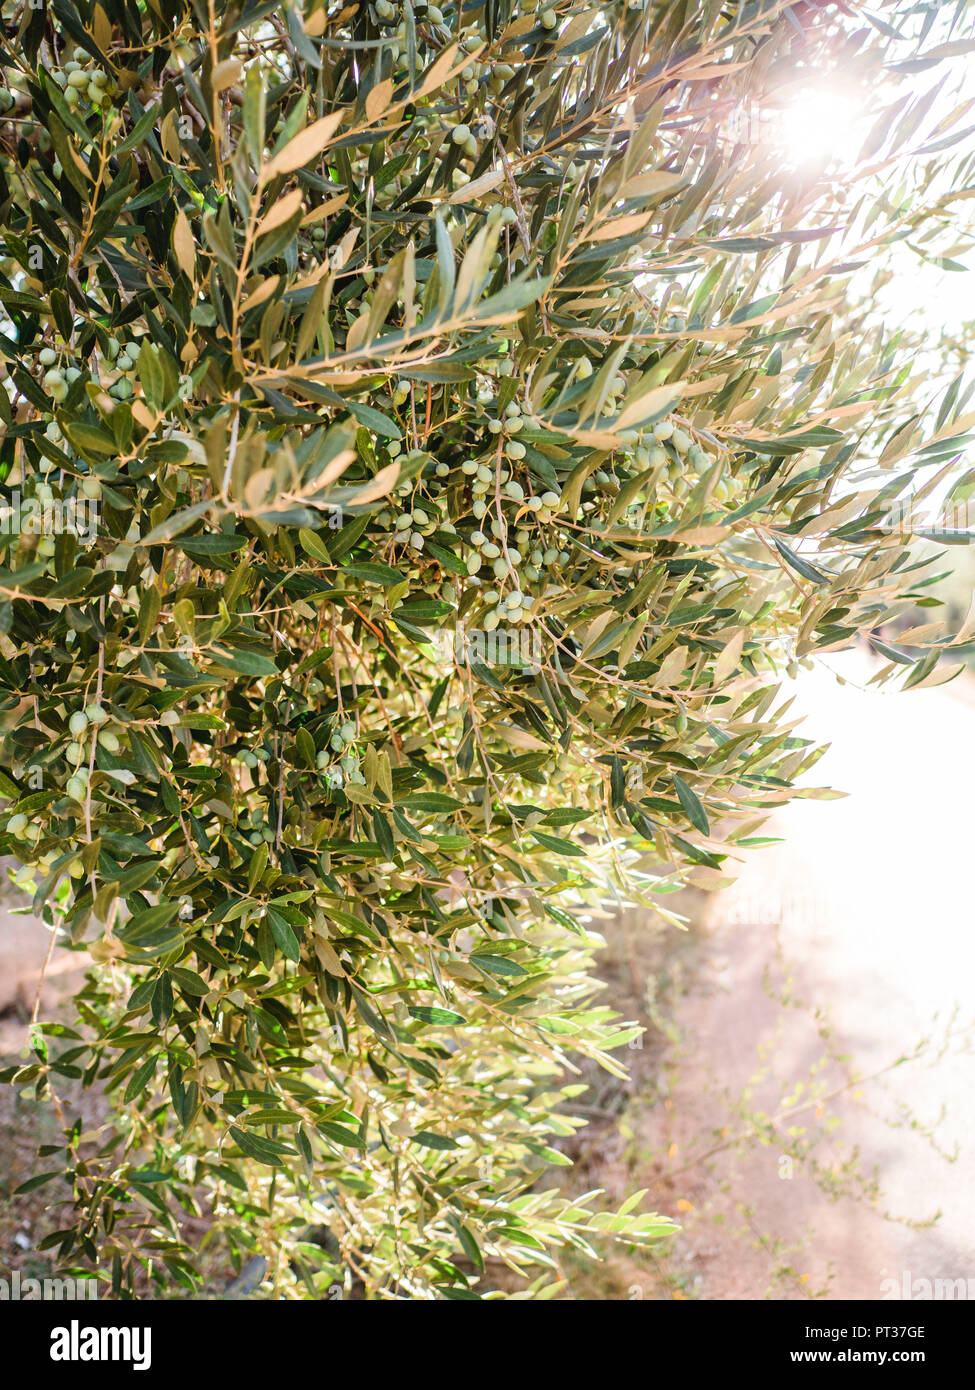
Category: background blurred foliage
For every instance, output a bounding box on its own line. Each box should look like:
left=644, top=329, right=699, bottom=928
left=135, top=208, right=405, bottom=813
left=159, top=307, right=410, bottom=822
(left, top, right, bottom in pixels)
left=0, top=0, right=972, bottom=1297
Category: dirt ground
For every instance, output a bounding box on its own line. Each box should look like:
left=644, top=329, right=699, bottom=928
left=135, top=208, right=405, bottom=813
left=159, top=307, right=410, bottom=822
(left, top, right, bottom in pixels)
left=561, top=648, right=975, bottom=1299
left=0, top=896, right=91, bottom=1278
left=0, top=905, right=86, bottom=1054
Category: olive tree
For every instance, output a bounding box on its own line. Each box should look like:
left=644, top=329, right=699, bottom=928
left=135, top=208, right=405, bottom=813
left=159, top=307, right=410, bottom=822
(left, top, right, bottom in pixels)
left=0, top=0, right=972, bottom=1297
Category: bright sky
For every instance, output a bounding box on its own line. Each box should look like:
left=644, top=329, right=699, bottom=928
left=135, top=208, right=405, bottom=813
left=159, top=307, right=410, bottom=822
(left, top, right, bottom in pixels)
left=770, top=42, right=975, bottom=341
left=732, top=28, right=975, bottom=525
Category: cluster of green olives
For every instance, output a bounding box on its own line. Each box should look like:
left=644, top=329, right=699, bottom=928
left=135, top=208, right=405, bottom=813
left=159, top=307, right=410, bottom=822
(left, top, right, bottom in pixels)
left=367, top=2, right=557, bottom=94
left=240, top=802, right=274, bottom=847
left=0, top=702, right=133, bottom=886
left=5, top=808, right=86, bottom=888
left=38, top=346, right=78, bottom=405
left=49, top=49, right=118, bottom=110
left=315, top=719, right=366, bottom=788
left=371, top=384, right=578, bottom=626
left=103, top=333, right=144, bottom=399
left=38, top=330, right=143, bottom=408
left=63, top=703, right=123, bottom=801
left=368, top=340, right=744, bottom=643
left=235, top=710, right=366, bottom=800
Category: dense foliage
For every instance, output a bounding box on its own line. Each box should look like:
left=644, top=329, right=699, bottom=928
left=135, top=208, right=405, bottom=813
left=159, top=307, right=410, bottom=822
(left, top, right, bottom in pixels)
left=0, top=0, right=973, bottom=1297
